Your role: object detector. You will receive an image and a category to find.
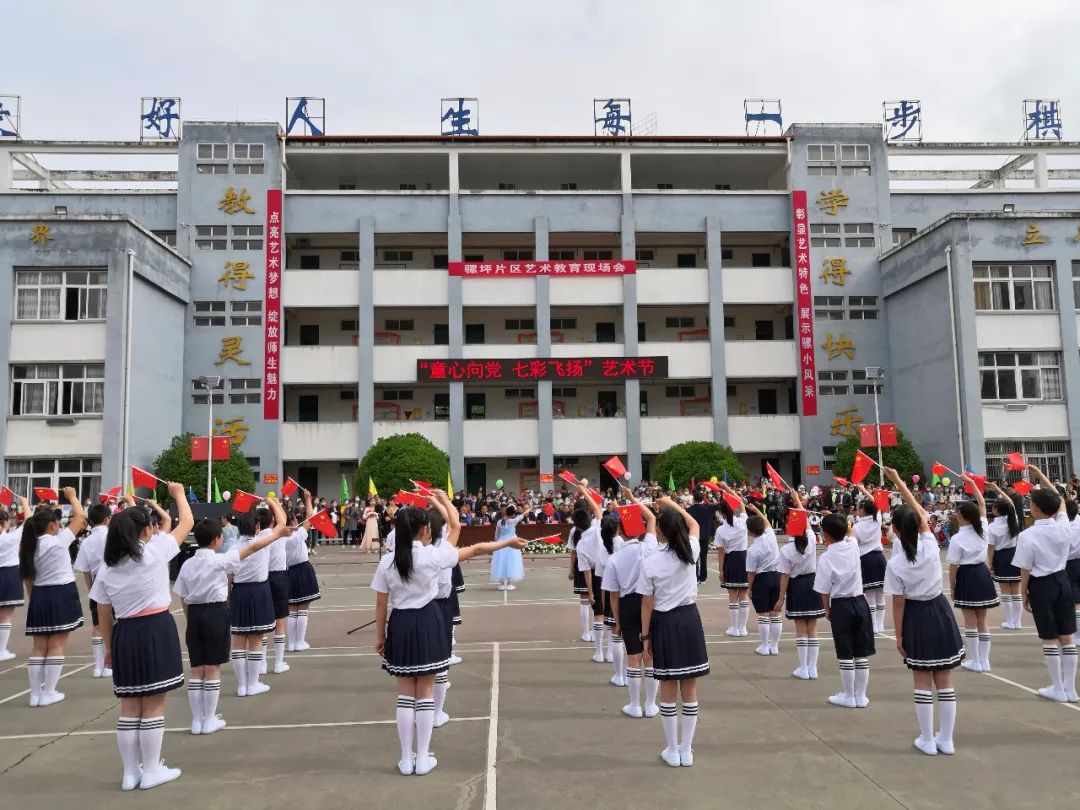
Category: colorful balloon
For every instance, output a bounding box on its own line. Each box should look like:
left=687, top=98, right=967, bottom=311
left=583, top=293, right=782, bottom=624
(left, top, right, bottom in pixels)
left=495, top=479, right=504, bottom=488
left=710, top=476, right=718, bottom=484
left=623, top=471, right=632, bottom=481
left=941, top=477, right=950, bottom=487
left=222, top=490, right=232, bottom=501
left=911, top=475, right=920, bottom=484
left=267, top=491, right=276, bottom=498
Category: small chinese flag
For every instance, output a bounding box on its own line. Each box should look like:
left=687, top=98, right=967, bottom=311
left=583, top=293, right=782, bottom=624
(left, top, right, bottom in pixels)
left=98, top=492, right=118, bottom=504
left=873, top=489, right=891, bottom=513
left=393, top=490, right=428, bottom=509
left=231, top=490, right=258, bottom=513
left=558, top=470, right=579, bottom=486
left=280, top=477, right=299, bottom=498
left=131, top=466, right=158, bottom=490
left=603, top=456, right=627, bottom=481
left=722, top=491, right=742, bottom=513
left=851, top=451, right=875, bottom=485
left=1005, top=453, right=1025, bottom=472
left=963, top=475, right=987, bottom=496
left=0, top=485, right=14, bottom=507
left=1012, top=479, right=1034, bottom=496
left=413, top=480, right=431, bottom=489
left=765, top=463, right=786, bottom=491
left=617, top=504, right=646, bottom=538
left=785, top=509, right=808, bottom=537
left=34, top=487, right=59, bottom=502
left=542, top=502, right=555, bottom=517
left=588, top=489, right=603, bottom=506
left=309, top=509, right=338, bottom=538
left=834, top=476, right=850, bottom=487
left=537, top=533, right=563, bottom=545
left=931, top=462, right=947, bottom=477
left=700, top=481, right=721, bottom=492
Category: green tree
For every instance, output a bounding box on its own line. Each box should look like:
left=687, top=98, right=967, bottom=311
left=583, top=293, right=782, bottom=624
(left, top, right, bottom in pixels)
left=831, top=429, right=924, bottom=486
left=653, top=441, right=747, bottom=488
left=150, top=433, right=256, bottom=504
left=355, top=433, right=449, bottom=498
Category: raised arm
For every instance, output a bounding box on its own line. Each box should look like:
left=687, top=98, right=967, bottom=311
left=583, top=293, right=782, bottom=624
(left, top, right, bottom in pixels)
left=166, top=481, right=194, bottom=543
left=744, top=499, right=772, bottom=531
left=789, top=487, right=804, bottom=511
left=884, top=467, right=929, bottom=531
left=433, top=489, right=461, bottom=546
left=621, top=485, right=656, bottom=535
left=302, top=489, right=315, bottom=525
left=577, top=482, right=603, bottom=520
left=237, top=495, right=289, bottom=559
left=961, top=474, right=987, bottom=519
left=1027, top=463, right=1065, bottom=517
left=657, top=495, right=698, bottom=538
left=63, top=487, right=86, bottom=536
left=16, top=495, right=30, bottom=521
left=144, top=494, right=172, bottom=536
left=718, top=481, right=746, bottom=515
left=855, top=483, right=872, bottom=501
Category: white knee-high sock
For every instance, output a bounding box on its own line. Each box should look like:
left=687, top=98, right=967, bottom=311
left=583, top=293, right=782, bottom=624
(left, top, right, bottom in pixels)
left=659, top=703, right=678, bottom=751
left=1074, top=610, right=1080, bottom=644
left=0, top=622, right=10, bottom=654
left=138, top=716, right=166, bottom=769
left=644, top=667, right=660, bottom=708
left=260, top=636, right=268, bottom=672
left=838, top=659, right=855, bottom=696
left=854, top=658, right=870, bottom=700
left=796, top=638, right=808, bottom=669
left=231, top=650, right=248, bottom=692
left=1063, top=644, right=1078, bottom=694
left=738, top=600, right=750, bottom=632
left=287, top=613, right=298, bottom=647
left=679, top=702, right=699, bottom=754
left=187, top=679, right=203, bottom=723
left=434, top=670, right=450, bottom=718
left=593, top=622, right=604, bottom=657
left=626, top=666, right=642, bottom=708
left=807, top=638, right=821, bottom=671
left=43, top=656, right=64, bottom=694
left=91, top=636, right=104, bottom=672
left=612, top=635, right=625, bottom=680
left=913, top=690, right=934, bottom=741
left=963, top=629, right=977, bottom=658
left=247, top=650, right=263, bottom=688
left=1011, top=595, right=1023, bottom=627
left=580, top=602, right=591, bottom=637
left=978, top=633, right=992, bottom=667
left=274, top=634, right=287, bottom=668
left=414, top=698, right=435, bottom=760
left=396, top=696, right=415, bottom=763
left=937, top=687, right=957, bottom=741
left=203, top=679, right=221, bottom=721
left=769, top=616, right=783, bottom=647
left=27, top=656, right=44, bottom=700
left=117, top=717, right=141, bottom=776
left=757, top=617, right=769, bottom=645
left=298, top=611, right=310, bottom=644
left=875, top=590, right=886, bottom=630
left=1044, top=645, right=1063, bottom=690
left=728, top=603, right=739, bottom=632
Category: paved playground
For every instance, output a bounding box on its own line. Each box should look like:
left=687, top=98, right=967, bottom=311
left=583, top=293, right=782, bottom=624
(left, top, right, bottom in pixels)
left=2, top=549, right=1079, bottom=810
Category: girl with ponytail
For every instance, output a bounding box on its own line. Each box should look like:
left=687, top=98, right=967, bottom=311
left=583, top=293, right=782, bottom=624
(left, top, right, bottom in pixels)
left=0, top=494, right=31, bottom=662
left=774, top=487, right=824, bottom=680
left=986, top=481, right=1024, bottom=629
left=568, top=499, right=598, bottom=642
left=947, top=479, right=998, bottom=673
left=573, top=483, right=610, bottom=666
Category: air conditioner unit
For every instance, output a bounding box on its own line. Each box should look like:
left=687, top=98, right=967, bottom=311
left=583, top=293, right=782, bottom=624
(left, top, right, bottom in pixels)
left=1003, top=403, right=1029, bottom=412
left=295, top=237, right=311, bottom=247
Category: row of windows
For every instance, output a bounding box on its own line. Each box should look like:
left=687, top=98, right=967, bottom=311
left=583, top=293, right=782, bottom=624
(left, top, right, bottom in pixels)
left=806, top=143, right=872, bottom=176
left=191, top=377, right=262, bottom=405
left=193, top=300, right=263, bottom=327
left=295, top=249, right=777, bottom=269
left=11, top=364, right=104, bottom=417
left=809, top=223, right=876, bottom=248
left=814, top=295, right=879, bottom=320
left=817, top=369, right=883, bottom=396
left=4, top=457, right=102, bottom=501
left=979, top=351, right=1061, bottom=402
left=196, top=142, right=265, bottom=175
left=196, top=225, right=264, bottom=251
left=15, top=270, right=107, bottom=321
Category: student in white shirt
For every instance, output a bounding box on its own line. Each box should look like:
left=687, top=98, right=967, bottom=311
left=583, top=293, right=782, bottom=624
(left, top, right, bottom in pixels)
left=947, top=479, right=998, bottom=673
left=574, top=482, right=610, bottom=665
left=605, top=488, right=660, bottom=718
left=744, top=502, right=782, bottom=657
left=813, top=511, right=875, bottom=709
left=883, top=467, right=964, bottom=757
left=986, top=482, right=1024, bottom=630
left=73, top=502, right=114, bottom=678
left=854, top=484, right=887, bottom=633
left=715, top=482, right=749, bottom=637
left=568, top=500, right=599, bottom=643
left=91, top=482, right=194, bottom=791
left=1064, top=499, right=1080, bottom=645
left=229, top=505, right=282, bottom=698
left=598, top=513, right=627, bottom=684
left=638, top=497, right=706, bottom=768
left=0, top=495, right=30, bottom=662
left=775, top=488, right=824, bottom=680
left=1013, top=464, right=1077, bottom=703
left=286, top=490, right=319, bottom=652
left=19, top=487, right=87, bottom=707
left=372, top=490, right=524, bottom=776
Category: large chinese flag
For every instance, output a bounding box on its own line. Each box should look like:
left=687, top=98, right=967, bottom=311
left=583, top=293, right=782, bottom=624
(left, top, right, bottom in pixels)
left=191, top=436, right=209, bottom=462
left=603, top=456, right=627, bottom=481
left=211, top=437, right=231, bottom=461
left=132, top=466, right=158, bottom=490
left=858, top=424, right=877, bottom=449
left=34, top=487, right=59, bottom=502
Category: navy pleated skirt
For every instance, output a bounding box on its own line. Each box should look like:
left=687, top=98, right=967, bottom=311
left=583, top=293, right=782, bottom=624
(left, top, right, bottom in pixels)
left=230, top=581, right=275, bottom=635
left=750, top=570, right=781, bottom=613
left=573, top=566, right=588, bottom=595
left=901, top=595, right=964, bottom=671
left=382, top=602, right=451, bottom=677
left=434, top=596, right=454, bottom=653
left=590, top=570, right=604, bottom=616
left=953, top=563, right=1000, bottom=609
left=268, top=570, right=290, bottom=620
left=287, top=561, right=321, bottom=604
left=25, top=582, right=83, bottom=635
left=785, top=573, right=825, bottom=619
left=112, top=610, right=185, bottom=697
left=0, top=565, right=24, bottom=607
left=721, top=550, right=748, bottom=589
left=649, top=603, right=710, bottom=681
left=992, top=546, right=1022, bottom=583
left=860, top=549, right=887, bottom=590
left=449, top=587, right=462, bottom=625
left=452, top=564, right=465, bottom=593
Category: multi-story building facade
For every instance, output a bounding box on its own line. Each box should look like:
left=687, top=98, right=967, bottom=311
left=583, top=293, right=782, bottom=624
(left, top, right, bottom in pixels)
left=2, top=118, right=1080, bottom=499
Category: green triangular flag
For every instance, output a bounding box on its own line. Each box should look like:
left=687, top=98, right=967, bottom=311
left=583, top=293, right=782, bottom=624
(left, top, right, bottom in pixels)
left=213, top=477, right=222, bottom=504
left=340, top=474, right=350, bottom=503
left=931, top=472, right=940, bottom=487
left=668, top=471, right=675, bottom=492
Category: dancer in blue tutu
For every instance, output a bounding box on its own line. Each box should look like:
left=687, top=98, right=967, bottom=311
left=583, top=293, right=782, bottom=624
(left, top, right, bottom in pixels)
left=490, top=505, right=526, bottom=591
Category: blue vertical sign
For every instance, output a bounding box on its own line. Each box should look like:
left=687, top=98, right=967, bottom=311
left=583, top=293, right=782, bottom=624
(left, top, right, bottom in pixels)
left=441, top=98, right=479, bottom=136
left=285, top=97, right=325, bottom=135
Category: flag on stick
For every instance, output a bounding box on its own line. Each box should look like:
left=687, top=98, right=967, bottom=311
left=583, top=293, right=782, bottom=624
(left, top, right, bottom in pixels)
left=310, top=509, right=338, bottom=538
left=131, top=466, right=160, bottom=490
left=281, top=477, right=299, bottom=498
left=851, top=451, right=876, bottom=485
left=231, top=490, right=258, bottom=513
left=33, top=487, right=59, bottom=502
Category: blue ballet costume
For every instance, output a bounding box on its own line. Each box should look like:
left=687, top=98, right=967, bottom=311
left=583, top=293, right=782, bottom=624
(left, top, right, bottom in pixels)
left=490, top=516, right=525, bottom=583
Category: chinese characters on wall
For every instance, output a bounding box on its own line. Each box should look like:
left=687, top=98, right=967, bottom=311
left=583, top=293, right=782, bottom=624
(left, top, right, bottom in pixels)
left=263, top=190, right=283, bottom=419
left=791, top=190, right=818, bottom=417
left=416, top=357, right=667, bottom=382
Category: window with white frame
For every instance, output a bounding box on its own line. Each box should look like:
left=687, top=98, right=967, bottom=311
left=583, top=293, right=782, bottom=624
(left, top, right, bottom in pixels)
left=380, top=389, right=413, bottom=401
left=504, top=318, right=536, bottom=330
left=15, top=269, right=107, bottom=321
left=665, top=316, right=695, bottom=328
left=229, top=377, right=261, bottom=404
left=382, top=250, right=413, bottom=262
left=848, top=295, right=878, bottom=319
left=814, top=295, right=844, bottom=320
left=193, top=300, right=226, bottom=327
left=979, top=351, right=1062, bottom=401
left=230, top=300, right=262, bottom=326
left=817, top=370, right=849, bottom=396
left=985, top=440, right=1071, bottom=483
left=810, top=223, right=841, bottom=247
left=844, top=223, right=875, bottom=248
left=973, top=263, right=1056, bottom=312
left=807, top=143, right=838, bottom=176
left=153, top=231, right=178, bottom=247
left=665, top=385, right=695, bottom=398
left=231, top=225, right=263, bottom=250
left=550, top=317, right=577, bottom=330
left=1073, top=262, right=1080, bottom=309
left=191, top=378, right=224, bottom=405
left=840, top=143, right=871, bottom=175
left=197, top=143, right=229, bottom=175
left=11, top=363, right=105, bottom=416
left=822, top=445, right=837, bottom=472
left=195, top=225, right=227, bottom=250
left=5, top=457, right=101, bottom=501
left=384, top=319, right=414, bottom=331
left=233, top=162, right=264, bottom=175
left=503, top=388, right=536, bottom=399
left=554, top=456, right=580, bottom=468
left=851, top=369, right=883, bottom=395
left=892, top=228, right=916, bottom=246
left=506, top=457, right=538, bottom=470
left=550, top=249, right=576, bottom=261
left=552, top=386, right=577, bottom=398
left=232, top=143, right=264, bottom=174
left=503, top=250, right=534, bottom=261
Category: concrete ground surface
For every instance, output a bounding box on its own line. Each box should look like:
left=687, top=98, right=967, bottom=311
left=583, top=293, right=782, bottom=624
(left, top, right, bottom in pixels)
left=2, top=548, right=1080, bottom=810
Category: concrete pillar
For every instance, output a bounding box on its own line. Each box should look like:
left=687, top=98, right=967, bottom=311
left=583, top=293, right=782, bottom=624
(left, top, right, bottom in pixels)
left=706, top=216, right=729, bottom=444
left=0, top=149, right=12, bottom=192
left=448, top=192, right=465, bottom=490
left=535, top=217, right=553, bottom=492
left=621, top=212, right=642, bottom=480
left=1053, top=257, right=1080, bottom=474
left=949, top=224, right=986, bottom=472
left=1033, top=152, right=1049, bottom=189
left=357, top=217, right=375, bottom=455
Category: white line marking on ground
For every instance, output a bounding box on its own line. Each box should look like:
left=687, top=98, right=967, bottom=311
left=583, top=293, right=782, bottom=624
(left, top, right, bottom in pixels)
left=0, top=715, right=491, bottom=742
left=0, top=663, right=26, bottom=676
left=0, top=663, right=94, bottom=706
left=484, top=641, right=500, bottom=810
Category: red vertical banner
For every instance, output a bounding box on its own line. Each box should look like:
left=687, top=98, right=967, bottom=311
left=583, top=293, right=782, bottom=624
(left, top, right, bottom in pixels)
left=263, top=189, right=283, bottom=420
left=792, top=190, right=817, bottom=417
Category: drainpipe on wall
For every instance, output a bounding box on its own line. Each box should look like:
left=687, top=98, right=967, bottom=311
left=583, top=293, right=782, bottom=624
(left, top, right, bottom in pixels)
left=121, top=249, right=135, bottom=489
left=944, top=245, right=966, bottom=470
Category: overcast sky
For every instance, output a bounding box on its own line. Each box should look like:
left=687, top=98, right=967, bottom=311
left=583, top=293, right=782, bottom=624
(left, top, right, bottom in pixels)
left=7, top=0, right=1077, bottom=142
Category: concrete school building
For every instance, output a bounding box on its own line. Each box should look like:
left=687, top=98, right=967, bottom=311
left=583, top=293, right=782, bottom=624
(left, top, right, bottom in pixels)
left=3, top=119, right=1080, bottom=499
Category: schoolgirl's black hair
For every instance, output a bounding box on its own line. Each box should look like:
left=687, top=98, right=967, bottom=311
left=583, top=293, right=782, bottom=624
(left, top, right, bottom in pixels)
left=0, top=508, right=8, bottom=528
left=236, top=511, right=258, bottom=537
left=570, top=508, right=591, bottom=545
left=18, top=511, right=59, bottom=580
left=1067, top=500, right=1079, bottom=522
left=794, top=527, right=809, bottom=555
left=746, top=515, right=766, bottom=538
left=426, top=507, right=446, bottom=544
left=820, top=514, right=848, bottom=544
left=393, top=506, right=429, bottom=581
left=504, top=504, right=517, bottom=518
left=718, top=498, right=734, bottom=527
left=87, top=503, right=111, bottom=527
left=104, top=508, right=151, bottom=566
left=891, top=505, right=920, bottom=563
left=955, top=501, right=984, bottom=538
left=600, top=513, right=620, bottom=554
left=657, top=508, right=694, bottom=565
left=858, top=498, right=878, bottom=521
left=991, top=496, right=1020, bottom=538
left=194, top=518, right=223, bottom=548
